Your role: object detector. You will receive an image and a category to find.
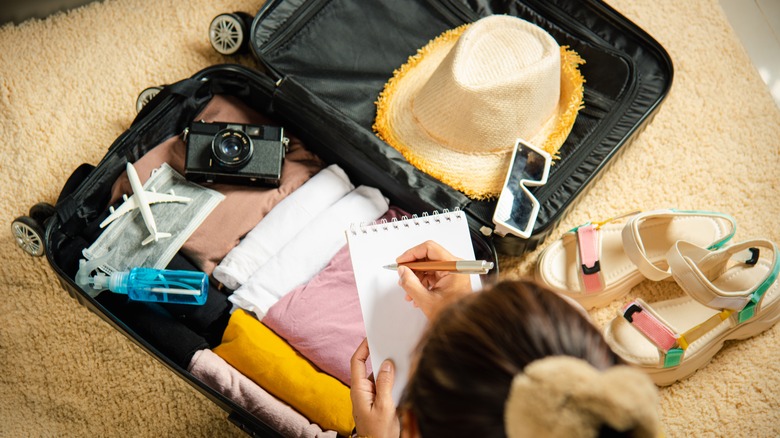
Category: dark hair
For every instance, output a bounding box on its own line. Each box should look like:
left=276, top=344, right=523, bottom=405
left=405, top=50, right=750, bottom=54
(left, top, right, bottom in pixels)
left=401, top=280, right=623, bottom=438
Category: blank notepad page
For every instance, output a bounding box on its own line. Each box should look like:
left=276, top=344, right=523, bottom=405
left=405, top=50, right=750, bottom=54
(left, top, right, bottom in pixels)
left=346, top=210, right=481, bottom=404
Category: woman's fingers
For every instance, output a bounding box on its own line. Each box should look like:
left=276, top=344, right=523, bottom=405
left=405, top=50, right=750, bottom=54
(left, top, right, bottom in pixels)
left=398, top=266, right=435, bottom=318
left=395, top=240, right=460, bottom=264
left=398, top=267, right=430, bottom=300
left=350, top=338, right=370, bottom=383
left=373, top=360, right=396, bottom=410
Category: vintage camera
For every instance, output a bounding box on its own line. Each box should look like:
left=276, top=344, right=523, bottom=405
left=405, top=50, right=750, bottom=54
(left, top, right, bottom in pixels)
left=184, top=121, right=287, bottom=187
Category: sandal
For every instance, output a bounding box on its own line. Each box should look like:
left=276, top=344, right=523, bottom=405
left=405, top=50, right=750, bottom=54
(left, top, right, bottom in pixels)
left=603, top=239, right=780, bottom=386
left=535, top=209, right=736, bottom=309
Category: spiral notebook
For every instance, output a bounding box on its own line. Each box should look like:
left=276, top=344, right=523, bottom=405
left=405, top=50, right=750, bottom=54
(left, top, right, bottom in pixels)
left=346, top=209, right=482, bottom=404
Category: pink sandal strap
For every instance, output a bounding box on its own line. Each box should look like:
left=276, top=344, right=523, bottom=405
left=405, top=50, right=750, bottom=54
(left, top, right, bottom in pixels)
left=575, top=224, right=604, bottom=294
left=571, top=211, right=640, bottom=295
left=622, top=300, right=678, bottom=352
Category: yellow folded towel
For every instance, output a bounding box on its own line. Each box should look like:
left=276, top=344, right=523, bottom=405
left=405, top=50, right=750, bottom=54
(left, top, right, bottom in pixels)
left=213, top=309, right=354, bottom=435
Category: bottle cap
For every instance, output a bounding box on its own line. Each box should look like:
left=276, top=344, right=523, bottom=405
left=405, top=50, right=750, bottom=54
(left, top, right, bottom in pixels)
left=75, top=255, right=113, bottom=298
left=109, top=271, right=130, bottom=294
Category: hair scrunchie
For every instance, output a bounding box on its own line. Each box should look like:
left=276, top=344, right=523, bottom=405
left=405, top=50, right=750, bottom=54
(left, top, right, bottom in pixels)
left=504, top=356, right=661, bottom=438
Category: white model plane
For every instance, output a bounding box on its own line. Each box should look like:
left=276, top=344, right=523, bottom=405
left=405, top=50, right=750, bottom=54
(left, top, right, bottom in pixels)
left=100, top=162, right=191, bottom=245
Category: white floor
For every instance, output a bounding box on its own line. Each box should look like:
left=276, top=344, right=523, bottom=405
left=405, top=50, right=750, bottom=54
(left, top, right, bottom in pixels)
left=719, top=0, right=780, bottom=108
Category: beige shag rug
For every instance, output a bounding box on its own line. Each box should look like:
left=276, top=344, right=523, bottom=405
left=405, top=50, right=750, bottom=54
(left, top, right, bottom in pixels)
left=1, top=0, right=778, bottom=436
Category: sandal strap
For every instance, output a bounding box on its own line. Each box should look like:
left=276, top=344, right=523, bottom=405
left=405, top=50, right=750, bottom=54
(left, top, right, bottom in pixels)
left=622, top=299, right=737, bottom=352
left=622, top=209, right=736, bottom=282
left=622, top=299, right=737, bottom=368
left=571, top=211, right=639, bottom=294
left=622, top=209, right=678, bottom=281
left=667, top=240, right=778, bottom=311
left=575, top=224, right=604, bottom=294
left=738, top=251, right=780, bottom=323
left=621, top=299, right=678, bottom=352
left=661, top=308, right=733, bottom=367
left=676, top=309, right=734, bottom=350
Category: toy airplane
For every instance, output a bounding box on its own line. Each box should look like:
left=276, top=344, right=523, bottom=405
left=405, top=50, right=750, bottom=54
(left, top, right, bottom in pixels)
left=100, top=162, right=191, bottom=245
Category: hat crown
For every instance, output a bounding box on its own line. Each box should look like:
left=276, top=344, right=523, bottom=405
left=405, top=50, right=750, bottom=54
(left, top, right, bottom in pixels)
left=411, top=15, right=561, bottom=154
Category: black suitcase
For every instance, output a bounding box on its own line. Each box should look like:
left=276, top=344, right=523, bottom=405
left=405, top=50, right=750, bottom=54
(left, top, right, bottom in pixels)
left=19, top=0, right=671, bottom=435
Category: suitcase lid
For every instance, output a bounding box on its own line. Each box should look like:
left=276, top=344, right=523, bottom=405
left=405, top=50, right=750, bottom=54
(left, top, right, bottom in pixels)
left=247, top=0, right=673, bottom=254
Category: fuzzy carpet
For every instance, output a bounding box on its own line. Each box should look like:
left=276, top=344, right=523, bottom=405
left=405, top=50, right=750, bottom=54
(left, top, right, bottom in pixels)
left=1, top=0, right=778, bottom=436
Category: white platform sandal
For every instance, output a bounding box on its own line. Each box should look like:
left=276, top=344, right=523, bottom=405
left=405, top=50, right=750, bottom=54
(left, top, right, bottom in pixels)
left=603, top=239, right=780, bottom=386
left=535, top=209, right=736, bottom=309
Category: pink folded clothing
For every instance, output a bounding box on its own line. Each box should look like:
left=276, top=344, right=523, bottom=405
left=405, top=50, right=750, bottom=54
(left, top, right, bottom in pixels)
left=109, top=95, right=325, bottom=275
left=188, top=349, right=337, bottom=438
left=262, top=206, right=409, bottom=386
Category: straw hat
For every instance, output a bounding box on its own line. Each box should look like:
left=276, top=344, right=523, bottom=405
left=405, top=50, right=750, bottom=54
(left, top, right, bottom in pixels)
left=374, top=15, right=585, bottom=200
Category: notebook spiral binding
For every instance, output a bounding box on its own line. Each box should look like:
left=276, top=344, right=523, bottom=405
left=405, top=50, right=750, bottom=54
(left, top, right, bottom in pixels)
left=348, top=208, right=464, bottom=235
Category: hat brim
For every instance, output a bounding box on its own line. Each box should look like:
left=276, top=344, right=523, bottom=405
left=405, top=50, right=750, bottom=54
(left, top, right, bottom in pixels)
left=374, top=23, right=585, bottom=200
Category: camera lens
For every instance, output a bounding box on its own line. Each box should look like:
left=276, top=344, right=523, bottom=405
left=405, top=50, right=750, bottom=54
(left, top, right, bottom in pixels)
left=219, top=136, right=243, bottom=158
left=211, top=129, right=253, bottom=169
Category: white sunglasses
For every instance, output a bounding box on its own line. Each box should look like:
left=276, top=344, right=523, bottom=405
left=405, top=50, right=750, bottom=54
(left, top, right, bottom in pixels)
left=492, top=138, right=552, bottom=239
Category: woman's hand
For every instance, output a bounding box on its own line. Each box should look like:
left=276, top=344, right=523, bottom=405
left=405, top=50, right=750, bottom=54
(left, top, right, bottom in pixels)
left=396, top=240, right=473, bottom=319
left=350, top=339, right=401, bottom=438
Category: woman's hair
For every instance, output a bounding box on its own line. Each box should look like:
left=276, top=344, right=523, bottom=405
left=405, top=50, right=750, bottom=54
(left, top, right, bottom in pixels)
left=401, top=280, right=624, bottom=438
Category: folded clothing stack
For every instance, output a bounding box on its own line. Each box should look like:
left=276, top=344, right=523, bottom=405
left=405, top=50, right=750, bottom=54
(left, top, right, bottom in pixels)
left=213, top=164, right=355, bottom=291
left=226, top=183, right=389, bottom=318
left=263, top=206, right=409, bottom=385
left=213, top=309, right=355, bottom=436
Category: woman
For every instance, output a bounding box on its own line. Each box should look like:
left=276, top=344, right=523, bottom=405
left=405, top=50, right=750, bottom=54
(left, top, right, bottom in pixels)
left=350, top=241, right=661, bottom=438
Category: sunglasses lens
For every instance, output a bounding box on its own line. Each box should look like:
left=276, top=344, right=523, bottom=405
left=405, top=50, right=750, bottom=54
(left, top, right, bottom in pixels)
left=492, top=142, right=550, bottom=238
left=502, top=192, right=535, bottom=233
left=515, top=146, right=547, bottom=182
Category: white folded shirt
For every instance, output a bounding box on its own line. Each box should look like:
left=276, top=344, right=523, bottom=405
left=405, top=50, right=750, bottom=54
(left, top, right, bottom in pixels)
left=213, top=164, right=354, bottom=290
left=228, top=185, right=389, bottom=319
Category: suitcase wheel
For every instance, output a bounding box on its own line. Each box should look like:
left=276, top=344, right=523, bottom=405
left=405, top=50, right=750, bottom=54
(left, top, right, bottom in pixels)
left=29, top=202, right=56, bottom=225
left=209, top=12, right=252, bottom=56
left=12, top=215, right=45, bottom=257
left=136, top=86, right=163, bottom=113
left=12, top=202, right=54, bottom=257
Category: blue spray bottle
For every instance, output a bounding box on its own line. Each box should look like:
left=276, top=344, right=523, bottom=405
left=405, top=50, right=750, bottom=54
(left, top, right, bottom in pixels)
left=76, top=255, right=208, bottom=305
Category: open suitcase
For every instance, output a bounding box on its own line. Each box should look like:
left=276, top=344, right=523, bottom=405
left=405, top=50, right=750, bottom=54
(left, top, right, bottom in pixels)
left=14, top=0, right=672, bottom=436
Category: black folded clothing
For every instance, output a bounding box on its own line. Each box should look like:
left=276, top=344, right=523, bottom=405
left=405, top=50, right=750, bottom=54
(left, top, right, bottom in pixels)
left=161, top=254, right=232, bottom=347
left=97, top=292, right=208, bottom=368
